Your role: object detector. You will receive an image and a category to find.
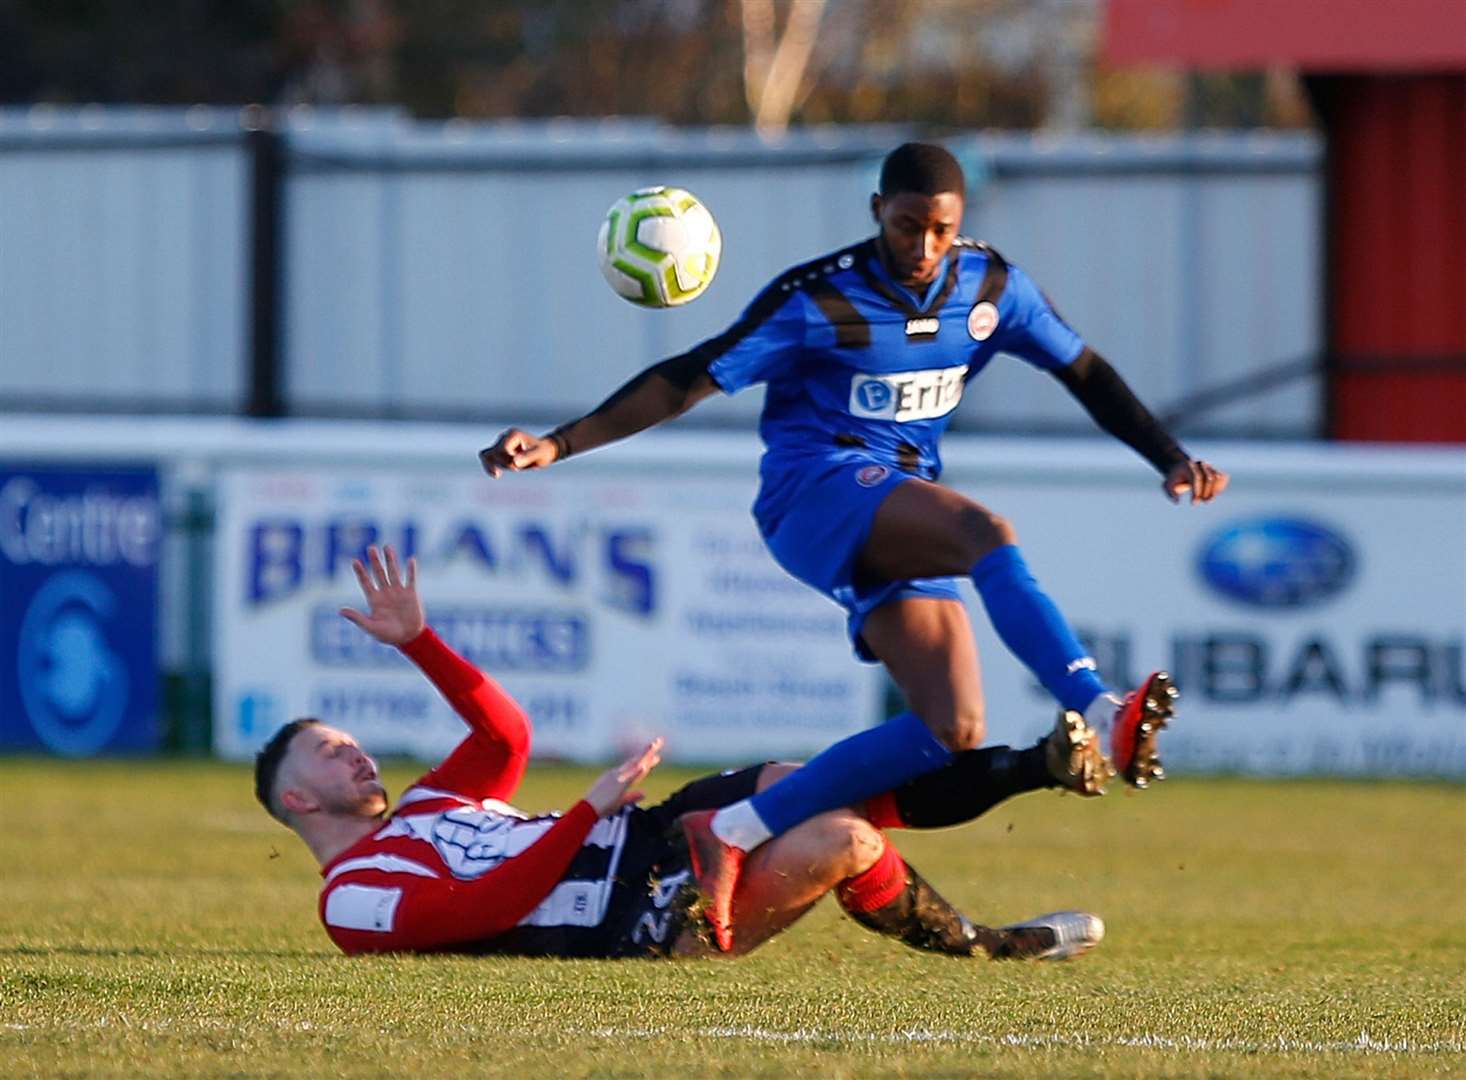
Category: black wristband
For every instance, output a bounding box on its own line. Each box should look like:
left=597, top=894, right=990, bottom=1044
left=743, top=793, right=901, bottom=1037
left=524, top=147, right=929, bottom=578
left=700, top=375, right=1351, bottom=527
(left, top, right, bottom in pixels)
left=546, top=427, right=573, bottom=462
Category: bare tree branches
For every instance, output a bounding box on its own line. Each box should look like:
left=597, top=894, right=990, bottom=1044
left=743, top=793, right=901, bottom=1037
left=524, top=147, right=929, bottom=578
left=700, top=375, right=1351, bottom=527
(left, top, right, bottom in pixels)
left=2, top=0, right=1305, bottom=130
left=740, top=0, right=776, bottom=116
left=740, top=0, right=827, bottom=138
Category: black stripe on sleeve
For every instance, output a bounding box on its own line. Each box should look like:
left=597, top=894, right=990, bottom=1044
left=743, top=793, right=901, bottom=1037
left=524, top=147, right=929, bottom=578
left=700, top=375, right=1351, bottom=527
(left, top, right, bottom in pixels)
left=805, top=278, right=872, bottom=348
left=971, top=242, right=1009, bottom=305
left=675, top=280, right=800, bottom=370
left=669, top=241, right=874, bottom=374
left=854, top=249, right=919, bottom=317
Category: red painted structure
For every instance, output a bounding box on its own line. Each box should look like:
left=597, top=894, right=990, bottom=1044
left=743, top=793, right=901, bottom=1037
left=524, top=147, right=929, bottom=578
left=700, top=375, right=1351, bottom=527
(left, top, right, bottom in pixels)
left=1105, top=0, right=1466, bottom=443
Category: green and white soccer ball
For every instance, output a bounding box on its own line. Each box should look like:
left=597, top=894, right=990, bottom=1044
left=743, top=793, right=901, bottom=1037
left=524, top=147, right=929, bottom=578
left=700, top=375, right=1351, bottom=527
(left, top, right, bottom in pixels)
left=597, top=186, right=722, bottom=307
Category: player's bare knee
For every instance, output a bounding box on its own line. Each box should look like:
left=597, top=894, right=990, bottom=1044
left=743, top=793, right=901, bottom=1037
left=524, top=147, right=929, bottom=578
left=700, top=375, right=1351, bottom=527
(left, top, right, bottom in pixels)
left=832, top=817, right=885, bottom=878
left=850, top=818, right=885, bottom=872
left=802, top=814, right=879, bottom=879
left=956, top=504, right=1016, bottom=563
left=932, top=704, right=984, bottom=751
left=990, top=513, right=1018, bottom=548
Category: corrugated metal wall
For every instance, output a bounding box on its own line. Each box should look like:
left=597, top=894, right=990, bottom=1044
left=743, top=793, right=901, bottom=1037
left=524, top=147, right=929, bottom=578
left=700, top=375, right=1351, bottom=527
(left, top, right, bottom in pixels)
left=1310, top=74, right=1466, bottom=443
left=1, top=109, right=1323, bottom=438
left=956, top=134, right=1321, bottom=436
left=0, top=108, right=249, bottom=410
left=281, top=121, right=911, bottom=429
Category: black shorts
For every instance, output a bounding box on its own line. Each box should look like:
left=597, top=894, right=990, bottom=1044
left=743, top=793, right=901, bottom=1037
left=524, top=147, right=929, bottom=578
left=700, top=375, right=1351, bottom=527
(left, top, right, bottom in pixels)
left=596, top=764, right=765, bottom=959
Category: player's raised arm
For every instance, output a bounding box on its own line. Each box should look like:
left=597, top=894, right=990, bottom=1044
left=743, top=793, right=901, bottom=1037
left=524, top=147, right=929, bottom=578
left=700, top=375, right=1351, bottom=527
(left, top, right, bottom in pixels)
left=338, top=543, right=424, bottom=644
left=340, top=545, right=531, bottom=799
left=993, top=261, right=1229, bottom=505
left=1053, top=349, right=1229, bottom=504
left=582, top=737, right=663, bottom=816
left=479, top=271, right=807, bottom=478
left=478, top=352, right=720, bottom=477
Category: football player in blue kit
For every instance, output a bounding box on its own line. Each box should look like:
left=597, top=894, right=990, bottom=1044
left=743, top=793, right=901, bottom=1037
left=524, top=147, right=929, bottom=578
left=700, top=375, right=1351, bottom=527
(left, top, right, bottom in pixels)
left=480, top=142, right=1229, bottom=950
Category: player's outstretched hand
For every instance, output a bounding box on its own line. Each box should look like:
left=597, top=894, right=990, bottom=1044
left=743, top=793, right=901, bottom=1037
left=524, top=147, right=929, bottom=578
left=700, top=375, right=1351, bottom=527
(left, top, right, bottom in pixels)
left=479, top=428, right=560, bottom=478
left=1163, top=458, right=1229, bottom=505
left=584, top=738, right=665, bottom=817
left=339, top=544, right=425, bottom=646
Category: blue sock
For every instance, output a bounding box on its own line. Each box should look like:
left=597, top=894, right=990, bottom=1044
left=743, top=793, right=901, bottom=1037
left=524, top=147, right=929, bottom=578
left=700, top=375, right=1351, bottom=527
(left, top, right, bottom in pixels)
left=970, top=544, right=1108, bottom=713
left=745, top=712, right=952, bottom=838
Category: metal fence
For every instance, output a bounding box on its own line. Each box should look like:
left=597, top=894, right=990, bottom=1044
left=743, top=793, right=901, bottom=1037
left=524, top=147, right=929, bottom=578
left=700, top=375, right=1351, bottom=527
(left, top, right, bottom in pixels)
left=0, top=106, right=250, bottom=412
left=1, top=107, right=1323, bottom=437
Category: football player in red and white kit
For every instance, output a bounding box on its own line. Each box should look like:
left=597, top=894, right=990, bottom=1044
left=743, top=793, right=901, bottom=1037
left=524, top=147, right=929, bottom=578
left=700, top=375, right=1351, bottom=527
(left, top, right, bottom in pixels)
left=254, top=545, right=1104, bottom=961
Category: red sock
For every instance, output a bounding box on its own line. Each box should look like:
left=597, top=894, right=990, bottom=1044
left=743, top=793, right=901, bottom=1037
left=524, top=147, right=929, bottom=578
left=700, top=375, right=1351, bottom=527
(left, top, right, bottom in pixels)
left=836, top=836, right=907, bottom=913
left=862, top=791, right=907, bottom=829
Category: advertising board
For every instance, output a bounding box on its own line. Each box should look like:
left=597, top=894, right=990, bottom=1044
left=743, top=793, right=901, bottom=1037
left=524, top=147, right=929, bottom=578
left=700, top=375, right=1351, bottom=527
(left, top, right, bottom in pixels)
left=942, top=453, right=1466, bottom=776
left=0, top=463, right=162, bottom=755
left=212, top=465, right=882, bottom=763
left=179, top=424, right=1464, bottom=777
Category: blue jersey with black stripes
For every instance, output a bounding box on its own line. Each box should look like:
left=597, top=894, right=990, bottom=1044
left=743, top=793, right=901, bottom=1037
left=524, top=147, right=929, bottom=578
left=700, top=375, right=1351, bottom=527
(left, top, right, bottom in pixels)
left=701, top=237, right=1086, bottom=480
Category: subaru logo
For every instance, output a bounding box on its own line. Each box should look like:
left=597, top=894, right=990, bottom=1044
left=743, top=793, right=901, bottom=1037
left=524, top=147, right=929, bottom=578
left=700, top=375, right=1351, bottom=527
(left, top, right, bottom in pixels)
left=1197, top=517, right=1356, bottom=609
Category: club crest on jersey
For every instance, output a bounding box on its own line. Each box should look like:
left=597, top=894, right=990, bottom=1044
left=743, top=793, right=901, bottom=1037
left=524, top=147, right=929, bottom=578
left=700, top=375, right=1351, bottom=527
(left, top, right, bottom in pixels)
left=855, top=464, right=891, bottom=487
left=431, top=808, right=518, bottom=878
left=849, top=364, right=969, bottom=423
left=967, top=301, right=999, bottom=341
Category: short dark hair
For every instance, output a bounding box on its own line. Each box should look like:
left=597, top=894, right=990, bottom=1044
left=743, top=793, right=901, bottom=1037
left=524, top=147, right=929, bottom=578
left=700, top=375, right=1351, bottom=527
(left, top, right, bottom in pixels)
left=879, top=142, right=965, bottom=198
left=254, top=718, right=322, bottom=822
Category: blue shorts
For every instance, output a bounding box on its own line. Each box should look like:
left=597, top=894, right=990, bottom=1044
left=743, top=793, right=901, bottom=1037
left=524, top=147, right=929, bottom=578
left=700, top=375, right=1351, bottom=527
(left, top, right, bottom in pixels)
left=753, top=452, right=962, bottom=662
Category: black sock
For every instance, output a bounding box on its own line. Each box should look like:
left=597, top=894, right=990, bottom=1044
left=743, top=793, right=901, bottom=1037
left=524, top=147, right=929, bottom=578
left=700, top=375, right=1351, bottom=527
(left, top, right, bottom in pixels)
left=840, top=860, right=998, bottom=957
left=892, top=742, right=1055, bottom=829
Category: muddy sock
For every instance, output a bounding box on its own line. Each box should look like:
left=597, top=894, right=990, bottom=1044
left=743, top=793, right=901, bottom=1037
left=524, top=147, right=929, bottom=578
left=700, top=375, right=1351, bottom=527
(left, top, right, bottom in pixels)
left=837, top=844, right=1002, bottom=958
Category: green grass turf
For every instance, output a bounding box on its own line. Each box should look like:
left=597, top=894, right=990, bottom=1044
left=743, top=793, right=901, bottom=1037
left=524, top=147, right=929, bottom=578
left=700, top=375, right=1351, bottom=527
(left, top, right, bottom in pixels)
left=1, top=759, right=1463, bottom=1078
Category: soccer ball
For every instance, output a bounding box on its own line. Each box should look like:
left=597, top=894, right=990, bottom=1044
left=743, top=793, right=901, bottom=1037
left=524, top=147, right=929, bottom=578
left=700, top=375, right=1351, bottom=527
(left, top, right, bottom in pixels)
left=597, top=186, right=722, bottom=308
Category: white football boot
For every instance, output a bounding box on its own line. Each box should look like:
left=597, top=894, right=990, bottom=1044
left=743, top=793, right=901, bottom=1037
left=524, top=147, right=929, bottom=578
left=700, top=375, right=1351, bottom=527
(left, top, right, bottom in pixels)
left=998, top=911, right=1106, bottom=961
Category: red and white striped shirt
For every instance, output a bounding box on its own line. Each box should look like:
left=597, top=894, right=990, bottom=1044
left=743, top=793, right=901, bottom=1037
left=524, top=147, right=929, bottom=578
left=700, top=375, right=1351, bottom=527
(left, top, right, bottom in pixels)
left=318, top=627, right=615, bottom=955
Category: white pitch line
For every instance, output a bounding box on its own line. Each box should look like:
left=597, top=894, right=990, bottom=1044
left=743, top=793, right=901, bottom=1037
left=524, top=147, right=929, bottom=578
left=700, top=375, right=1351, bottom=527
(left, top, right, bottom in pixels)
left=584, top=1025, right=1466, bottom=1056
left=4, top=1020, right=1461, bottom=1057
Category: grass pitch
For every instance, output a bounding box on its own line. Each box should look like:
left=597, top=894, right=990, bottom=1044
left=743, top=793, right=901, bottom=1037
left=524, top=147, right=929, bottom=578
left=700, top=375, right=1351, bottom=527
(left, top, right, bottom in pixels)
left=2, top=759, right=1463, bottom=1078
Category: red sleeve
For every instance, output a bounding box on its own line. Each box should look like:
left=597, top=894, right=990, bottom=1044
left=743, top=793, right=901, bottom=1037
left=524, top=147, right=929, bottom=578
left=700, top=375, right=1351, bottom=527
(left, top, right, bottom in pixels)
left=400, top=627, right=531, bottom=802
left=321, top=801, right=599, bottom=955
